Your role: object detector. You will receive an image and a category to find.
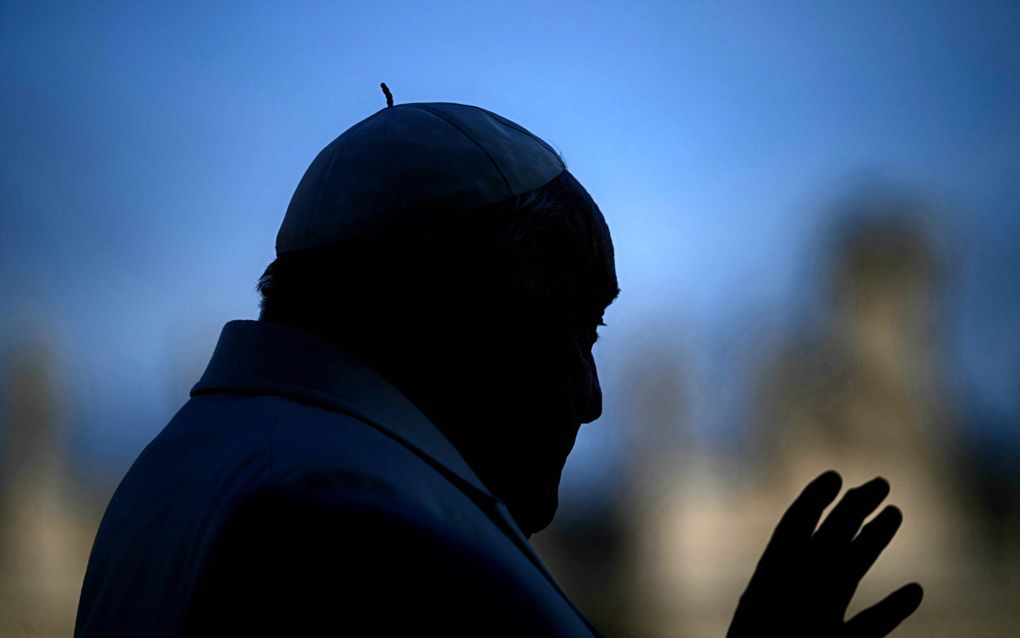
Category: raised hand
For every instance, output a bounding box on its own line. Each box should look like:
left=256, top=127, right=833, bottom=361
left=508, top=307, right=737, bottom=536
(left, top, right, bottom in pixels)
left=726, top=471, right=923, bottom=638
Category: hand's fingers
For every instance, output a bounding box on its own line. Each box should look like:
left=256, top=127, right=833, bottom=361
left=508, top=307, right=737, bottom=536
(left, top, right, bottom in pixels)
left=847, top=505, right=902, bottom=584
left=844, top=583, right=923, bottom=638
left=813, top=476, right=890, bottom=550
left=757, top=470, right=842, bottom=567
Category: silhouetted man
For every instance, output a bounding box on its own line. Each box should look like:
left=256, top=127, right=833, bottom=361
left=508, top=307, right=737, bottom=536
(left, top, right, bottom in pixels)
left=75, top=94, right=923, bottom=637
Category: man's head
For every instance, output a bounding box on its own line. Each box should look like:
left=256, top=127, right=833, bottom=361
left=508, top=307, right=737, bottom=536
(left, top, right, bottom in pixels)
left=258, top=103, right=619, bottom=535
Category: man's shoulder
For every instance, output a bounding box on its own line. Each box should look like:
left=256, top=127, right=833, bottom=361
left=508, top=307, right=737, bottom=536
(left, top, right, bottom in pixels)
left=160, top=391, right=483, bottom=528
left=170, top=391, right=450, bottom=492
left=80, top=395, right=601, bottom=638
left=174, top=395, right=583, bottom=635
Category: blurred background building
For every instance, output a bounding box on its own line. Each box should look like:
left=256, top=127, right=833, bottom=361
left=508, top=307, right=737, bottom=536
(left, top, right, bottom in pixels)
left=2, top=1, right=1019, bottom=636
left=537, top=196, right=1020, bottom=637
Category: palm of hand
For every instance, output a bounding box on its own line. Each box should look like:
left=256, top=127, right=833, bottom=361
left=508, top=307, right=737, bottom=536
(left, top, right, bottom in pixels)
left=727, top=471, right=924, bottom=638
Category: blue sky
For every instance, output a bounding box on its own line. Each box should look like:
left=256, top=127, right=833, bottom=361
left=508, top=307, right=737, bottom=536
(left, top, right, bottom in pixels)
left=2, top=1, right=1018, bottom=487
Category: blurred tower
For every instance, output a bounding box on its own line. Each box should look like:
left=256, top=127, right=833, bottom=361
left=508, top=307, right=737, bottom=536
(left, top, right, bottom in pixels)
left=746, top=202, right=1005, bottom=635
left=0, top=338, right=97, bottom=637
left=624, top=197, right=1016, bottom=638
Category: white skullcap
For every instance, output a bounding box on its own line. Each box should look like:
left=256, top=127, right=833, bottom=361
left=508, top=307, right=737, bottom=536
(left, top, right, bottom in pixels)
left=276, top=101, right=566, bottom=254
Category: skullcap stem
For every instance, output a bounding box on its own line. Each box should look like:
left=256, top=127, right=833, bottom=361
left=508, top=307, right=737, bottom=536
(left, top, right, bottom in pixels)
left=380, top=82, right=394, bottom=108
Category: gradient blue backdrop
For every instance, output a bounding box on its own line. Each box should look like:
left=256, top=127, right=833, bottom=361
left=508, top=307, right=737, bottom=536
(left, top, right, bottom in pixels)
left=2, top=1, right=1018, bottom=494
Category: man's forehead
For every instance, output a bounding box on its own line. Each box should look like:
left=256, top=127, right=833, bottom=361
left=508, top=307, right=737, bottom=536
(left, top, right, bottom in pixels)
left=590, top=209, right=619, bottom=309
left=566, top=209, right=618, bottom=319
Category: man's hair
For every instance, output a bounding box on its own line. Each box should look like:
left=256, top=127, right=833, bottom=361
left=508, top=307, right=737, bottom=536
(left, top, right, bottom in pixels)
left=256, top=170, right=608, bottom=348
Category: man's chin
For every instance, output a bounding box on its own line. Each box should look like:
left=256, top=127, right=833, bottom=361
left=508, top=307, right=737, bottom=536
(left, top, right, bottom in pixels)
left=518, top=480, right=560, bottom=537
